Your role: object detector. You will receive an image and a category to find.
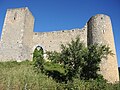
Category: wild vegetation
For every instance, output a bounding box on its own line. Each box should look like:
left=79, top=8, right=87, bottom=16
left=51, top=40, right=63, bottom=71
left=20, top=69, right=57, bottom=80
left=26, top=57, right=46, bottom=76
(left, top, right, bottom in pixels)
left=0, top=61, right=120, bottom=90
left=32, top=36, right=120, bottom=89
left=0, top=37, right=120, bottom=90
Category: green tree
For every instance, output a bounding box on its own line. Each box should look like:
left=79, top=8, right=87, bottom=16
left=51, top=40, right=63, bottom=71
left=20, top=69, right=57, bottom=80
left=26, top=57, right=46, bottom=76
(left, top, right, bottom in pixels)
left=34, top=36, right=112, bottom=83
left=46, top=51, right=61, bottom=63
left=59, top=37, right=112, bottom=81
left=81, top=44, right=113, bottom=80
left=60, top=37, right=86, bottom=81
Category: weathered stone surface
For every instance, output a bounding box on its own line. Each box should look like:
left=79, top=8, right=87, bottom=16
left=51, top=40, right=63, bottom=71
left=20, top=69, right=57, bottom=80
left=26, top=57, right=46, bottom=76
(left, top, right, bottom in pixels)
left=0, top=7, right=119, bottom=83
left=87, top=14, right=119, bottom=83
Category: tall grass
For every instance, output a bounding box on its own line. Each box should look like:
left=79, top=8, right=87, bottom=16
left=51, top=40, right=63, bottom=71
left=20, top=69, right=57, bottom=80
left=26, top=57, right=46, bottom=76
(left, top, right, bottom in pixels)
left=0, top=61, right=57, bottom=90
left=0, top=61, right=120, bottom=90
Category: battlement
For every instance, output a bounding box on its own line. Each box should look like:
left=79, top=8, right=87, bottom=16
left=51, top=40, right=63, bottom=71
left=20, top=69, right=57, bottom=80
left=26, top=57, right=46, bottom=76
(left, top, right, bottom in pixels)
left=0, top=7, right=119, bottom=83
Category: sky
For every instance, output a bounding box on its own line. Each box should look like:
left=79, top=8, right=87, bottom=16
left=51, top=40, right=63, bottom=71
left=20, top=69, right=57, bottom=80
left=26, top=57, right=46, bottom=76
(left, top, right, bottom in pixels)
left=0, top=0, right=120, bottom=66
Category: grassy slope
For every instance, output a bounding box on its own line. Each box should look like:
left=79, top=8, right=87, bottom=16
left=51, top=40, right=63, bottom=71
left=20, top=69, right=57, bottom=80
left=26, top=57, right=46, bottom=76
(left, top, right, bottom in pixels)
left=0, top=61, right=57, bottom=90
left=0, top=61, right=120, bottom=90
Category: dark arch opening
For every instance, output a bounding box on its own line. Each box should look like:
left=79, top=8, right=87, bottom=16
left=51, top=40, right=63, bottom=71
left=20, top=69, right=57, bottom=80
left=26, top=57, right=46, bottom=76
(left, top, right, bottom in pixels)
left=36, top=46, right=43, bottom=52
left=33, top=45, right=44, bottom=60
left=35, top=46, right=43, bottom=53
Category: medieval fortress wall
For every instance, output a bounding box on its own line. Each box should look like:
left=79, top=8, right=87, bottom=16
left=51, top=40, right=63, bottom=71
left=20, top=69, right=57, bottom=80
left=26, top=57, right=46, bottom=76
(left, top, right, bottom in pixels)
left=32, top=26, right=87, bottom=52
left=0, top=7, right=119, bottom=83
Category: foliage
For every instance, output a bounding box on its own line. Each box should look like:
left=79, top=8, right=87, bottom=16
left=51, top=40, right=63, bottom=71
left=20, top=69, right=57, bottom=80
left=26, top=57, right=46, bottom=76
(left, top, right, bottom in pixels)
left=46, top=51, right=61, bottom=63
left=45, top=36, right=112, bottom=83
left=80, top=44, right=112, bottom=80
left=60, top=37, right=86, bottom=81
left=44, top=37, right=86, bottom=82
left=32, top=36, right=115, bottom=90
left=44, top=62, right=65, bottom=74
left=0, top=61, right=120, bottom=90
left=0, top=61, right=58, bottom=90
left=33, top=46, right=44, bottom=73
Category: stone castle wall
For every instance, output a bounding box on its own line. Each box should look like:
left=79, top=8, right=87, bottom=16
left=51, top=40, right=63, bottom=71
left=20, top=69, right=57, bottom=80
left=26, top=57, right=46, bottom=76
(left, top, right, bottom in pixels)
left=32, top=25, right=87, bottom=52
left=0, top=7, right=119, bottom=83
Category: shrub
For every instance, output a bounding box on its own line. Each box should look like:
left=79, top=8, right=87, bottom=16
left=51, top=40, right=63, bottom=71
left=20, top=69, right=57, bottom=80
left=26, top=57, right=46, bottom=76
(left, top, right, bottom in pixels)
left=33, top=36, right=113, bottom=84
left=33, top=46, right=44, bottom=73
left=60, top=37, right=86, bottom=82
left=46, top=51, right=61, bottom=63
left=80, top=44, right=112, bottom=80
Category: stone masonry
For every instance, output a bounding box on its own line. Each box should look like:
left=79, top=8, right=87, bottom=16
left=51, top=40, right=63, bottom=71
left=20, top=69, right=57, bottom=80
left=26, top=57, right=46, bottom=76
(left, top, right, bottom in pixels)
left=0, top=7, right=119, bottom=83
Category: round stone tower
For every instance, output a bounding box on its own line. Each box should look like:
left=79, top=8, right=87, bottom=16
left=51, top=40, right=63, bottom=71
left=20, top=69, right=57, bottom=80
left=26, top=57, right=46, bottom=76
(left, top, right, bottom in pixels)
left=87, top=14, right=119, bottom=83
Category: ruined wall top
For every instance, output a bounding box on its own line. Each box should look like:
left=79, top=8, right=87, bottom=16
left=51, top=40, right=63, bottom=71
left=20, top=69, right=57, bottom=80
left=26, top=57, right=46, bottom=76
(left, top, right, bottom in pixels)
left=6, top=7, right=34, bottom=20
left=33, top=24, right=87, bottom=35
left=32, top=24, right=87, bottom=52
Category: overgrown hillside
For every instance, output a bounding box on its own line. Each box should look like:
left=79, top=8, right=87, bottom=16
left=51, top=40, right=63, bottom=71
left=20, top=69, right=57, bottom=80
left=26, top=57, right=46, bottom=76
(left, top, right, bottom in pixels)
left=0, top=61, right=58, bottom=90
left=0, top=37, right=120, bottom=90
left=0, top=61, right=120, bottom=90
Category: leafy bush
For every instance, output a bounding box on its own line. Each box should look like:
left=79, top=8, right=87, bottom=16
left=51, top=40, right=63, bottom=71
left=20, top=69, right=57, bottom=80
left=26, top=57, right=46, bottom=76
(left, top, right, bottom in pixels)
left=48, top=37, right=112, bottom=82
left=46, top=51, right=61, bottom=63
left=44, top=62, right=65, bottom=74
left=33, top=36, right=113, bottom=85
left=60, top=37, right=86, bottom=82
left=33, top=46, right=44, bottom=73
left=80, top=44, right=112, bottom=80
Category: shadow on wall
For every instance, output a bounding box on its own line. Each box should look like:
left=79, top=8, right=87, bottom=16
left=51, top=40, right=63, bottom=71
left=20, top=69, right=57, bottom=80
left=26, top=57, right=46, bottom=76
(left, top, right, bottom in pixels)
left=118, top=67, right=120, bottom=77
